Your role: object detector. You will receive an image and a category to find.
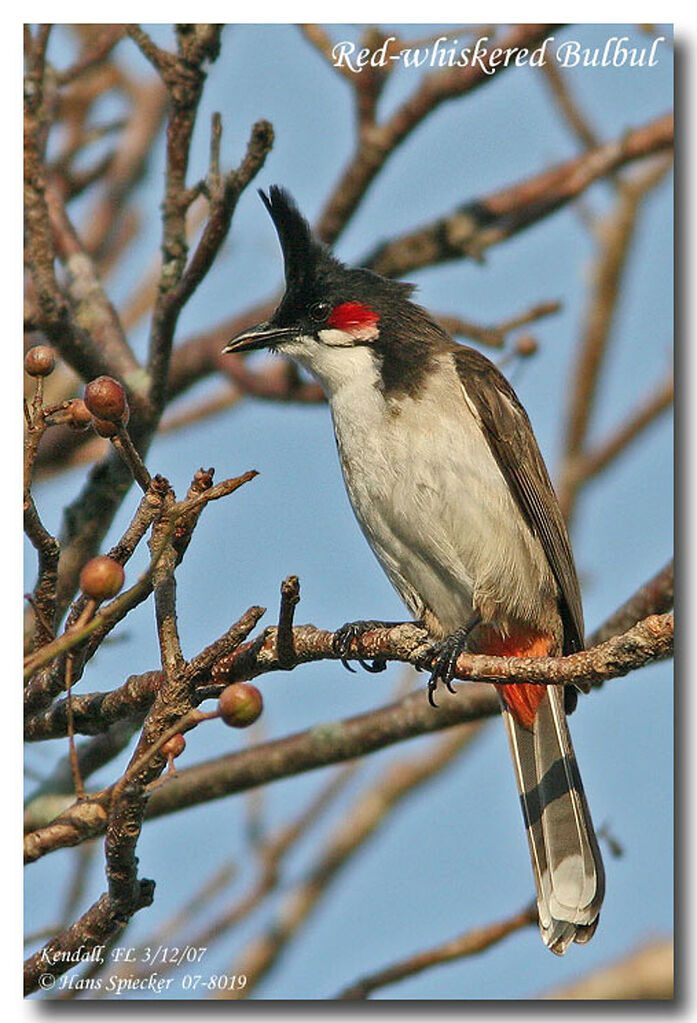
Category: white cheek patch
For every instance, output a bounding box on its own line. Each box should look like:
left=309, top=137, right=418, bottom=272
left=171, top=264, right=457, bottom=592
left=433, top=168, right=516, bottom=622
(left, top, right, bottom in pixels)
left=317, top=328, right=354, bottom=348
left=318, top=323, right=379, bottom=347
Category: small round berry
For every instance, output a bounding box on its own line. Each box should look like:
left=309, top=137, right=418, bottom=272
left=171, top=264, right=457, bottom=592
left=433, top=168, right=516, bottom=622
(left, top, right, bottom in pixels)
left=515, top=335, right=539, bottom=358
left=218, top=683, right=263, bottom=728
left=84, top=376, right=128, bottom=423
left=162, top=734, right=186, bottom=759
left=65, top=399, right=93, bottom=431
left=79, top=556, right=125, bottom=600
left=25, top=345, right=56, bottom=377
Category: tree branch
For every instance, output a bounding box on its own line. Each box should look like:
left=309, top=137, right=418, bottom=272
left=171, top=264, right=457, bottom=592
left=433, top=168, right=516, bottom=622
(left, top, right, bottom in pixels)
left=366, top=113, right=673, bottom=277
left=24, top=881, right=155, bottom=995
left=337, top=903, right=538, bottom=998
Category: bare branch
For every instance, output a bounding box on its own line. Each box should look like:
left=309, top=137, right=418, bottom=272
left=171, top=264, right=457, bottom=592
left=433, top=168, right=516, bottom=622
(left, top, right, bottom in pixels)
left=367, top=114, right=673, bottom=277
left=436, top=299, right=562, bottom=349
left=209, top=613, right=673, bottom=693
left=568, top=374, right=673, bottom=488
left=337, top=903, right=537, bottom=998
left=24, top=882, right=155, bottom=996
left=22, top=610, right=671, bottom=865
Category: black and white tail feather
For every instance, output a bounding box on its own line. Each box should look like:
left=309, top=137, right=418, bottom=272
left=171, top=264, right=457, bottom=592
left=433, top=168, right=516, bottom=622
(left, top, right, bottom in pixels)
left=501, top=687, right=605, bottom=953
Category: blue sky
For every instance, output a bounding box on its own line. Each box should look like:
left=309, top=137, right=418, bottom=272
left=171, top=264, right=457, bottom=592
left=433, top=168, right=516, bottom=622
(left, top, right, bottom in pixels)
left=25, top=24, right=673, bottom=1000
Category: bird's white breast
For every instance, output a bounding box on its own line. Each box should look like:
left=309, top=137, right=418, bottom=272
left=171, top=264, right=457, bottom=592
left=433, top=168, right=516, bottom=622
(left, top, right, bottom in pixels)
left=322, top=350, right=557, bottom=637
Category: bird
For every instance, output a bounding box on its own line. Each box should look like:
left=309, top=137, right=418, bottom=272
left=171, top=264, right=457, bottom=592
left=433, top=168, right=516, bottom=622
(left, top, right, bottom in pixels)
left=223, top=185, right=605, bottom=954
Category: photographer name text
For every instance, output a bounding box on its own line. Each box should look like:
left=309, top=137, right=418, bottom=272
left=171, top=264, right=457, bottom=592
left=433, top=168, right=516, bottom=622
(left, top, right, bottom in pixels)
left=332, top=35, right=666, bottom=75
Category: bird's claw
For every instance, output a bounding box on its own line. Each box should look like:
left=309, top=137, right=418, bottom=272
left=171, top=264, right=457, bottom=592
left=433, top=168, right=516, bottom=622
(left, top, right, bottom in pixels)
left=332, top=621, right=388, bottom=674
left=426, top=639, right=461, bottom=706
left=424, top=618, right=481, bottom=707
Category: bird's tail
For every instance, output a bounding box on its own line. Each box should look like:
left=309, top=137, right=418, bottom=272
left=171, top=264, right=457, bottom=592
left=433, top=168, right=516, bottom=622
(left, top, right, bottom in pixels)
left=497, top=682, right=605, bottom=954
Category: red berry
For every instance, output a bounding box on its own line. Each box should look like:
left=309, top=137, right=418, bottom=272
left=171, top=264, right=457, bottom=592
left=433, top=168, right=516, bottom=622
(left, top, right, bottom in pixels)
left=79, top=556, right=125, bottom=600
left=25, top=345, right=56, bottom=377
left=162, top=734, right=186, bottom=759
left=218, top=683, right=263, bottom=728
left=84, top=376, right=128, bottom=423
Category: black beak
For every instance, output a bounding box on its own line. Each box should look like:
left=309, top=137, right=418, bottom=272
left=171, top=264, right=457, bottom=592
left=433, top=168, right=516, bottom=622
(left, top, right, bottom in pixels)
left=222, top=322, right=297, bottom=354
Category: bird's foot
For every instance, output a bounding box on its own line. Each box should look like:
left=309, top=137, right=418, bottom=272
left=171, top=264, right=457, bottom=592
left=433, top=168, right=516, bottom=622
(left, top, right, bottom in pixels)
left=332, top=620, right=404, bottom=674
left=424, top=617, right=481, bottom=707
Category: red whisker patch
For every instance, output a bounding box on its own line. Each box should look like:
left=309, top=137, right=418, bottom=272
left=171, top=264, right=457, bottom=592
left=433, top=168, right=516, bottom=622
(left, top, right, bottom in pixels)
left=327, top=302, right=379, bottom=330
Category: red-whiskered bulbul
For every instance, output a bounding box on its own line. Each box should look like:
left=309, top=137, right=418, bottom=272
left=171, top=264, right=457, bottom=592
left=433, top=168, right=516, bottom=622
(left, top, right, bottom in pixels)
left=224, top=186, right=605, bottom=954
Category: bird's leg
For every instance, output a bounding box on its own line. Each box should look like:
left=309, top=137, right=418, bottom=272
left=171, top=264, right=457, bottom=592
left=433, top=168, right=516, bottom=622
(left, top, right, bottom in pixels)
left=332, top=619, right=418, bottom=673
left=425, top=614, right=482, bottom=707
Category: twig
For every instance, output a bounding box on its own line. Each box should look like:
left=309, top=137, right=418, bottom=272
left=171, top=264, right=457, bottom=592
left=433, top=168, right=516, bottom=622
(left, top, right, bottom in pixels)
left=25, top=574, right=673, bottom=744
left=276, top=576, right=300, bottom=668
left=300, top=24, right=359, bottom=83
left=24, top=376, right=61, bottom=649
left=437, top=300, right=562, bottom=349
left=539, top=58, right=599, bottom=152
left=111, top=427, right=152, bottom=492
left=21, top=687, right=493, bottom=864
left=41, top=29, right=230, bottom=633
left=337, top=902, right=537, bottom=998
left=64, top=655, right=85, bottom=798
left=81, top=79, right=169, bottom=263
left=209, top=613, right=673, bottom=693
left=24, top=500, right=60, bottom=649
left=44, top=182, right=143, bottom=389
left=24, top=670, right=162, bottom=747
left=26, top=721, right=141, bottom=808
left=56, top=25, right=127, bottom=85
left=104, top=779, right=149, bottom=918
left=189, top=606, right=267, bottom=683
left=568, top=374, right=673, bottom=488
left=128, top=25, right=222, bottom=411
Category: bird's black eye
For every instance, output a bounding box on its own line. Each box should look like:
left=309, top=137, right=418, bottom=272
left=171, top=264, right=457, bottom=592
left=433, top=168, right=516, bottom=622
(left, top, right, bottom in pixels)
left=309, top=300, right=331, bottom=323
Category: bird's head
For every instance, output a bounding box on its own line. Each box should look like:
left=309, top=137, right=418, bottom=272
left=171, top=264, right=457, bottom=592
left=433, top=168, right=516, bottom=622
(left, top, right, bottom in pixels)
left=223, top=187, right=430, bottom=394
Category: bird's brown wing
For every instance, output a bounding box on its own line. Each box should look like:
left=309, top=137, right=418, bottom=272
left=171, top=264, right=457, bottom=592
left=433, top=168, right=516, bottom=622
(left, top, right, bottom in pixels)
left=453, top=345, right=584, bottom=653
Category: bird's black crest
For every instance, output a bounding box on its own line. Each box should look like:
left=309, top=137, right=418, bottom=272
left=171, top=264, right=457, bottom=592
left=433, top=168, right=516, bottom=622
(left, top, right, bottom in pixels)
left=259, top=186, right=335, bottom=292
